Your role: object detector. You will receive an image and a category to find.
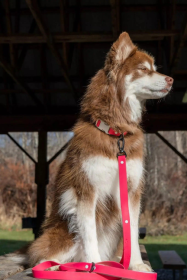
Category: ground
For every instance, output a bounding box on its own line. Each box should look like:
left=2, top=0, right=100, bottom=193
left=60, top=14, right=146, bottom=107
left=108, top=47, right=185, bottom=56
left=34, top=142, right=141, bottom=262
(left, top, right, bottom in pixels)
left=0, top=229, right=187, bottom=270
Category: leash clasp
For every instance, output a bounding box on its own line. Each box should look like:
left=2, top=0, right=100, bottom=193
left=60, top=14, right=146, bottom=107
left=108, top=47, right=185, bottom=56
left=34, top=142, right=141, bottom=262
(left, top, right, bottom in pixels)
left=117, top=134, right=127, bottom=157
left=89, top=262, right=96, bottom=272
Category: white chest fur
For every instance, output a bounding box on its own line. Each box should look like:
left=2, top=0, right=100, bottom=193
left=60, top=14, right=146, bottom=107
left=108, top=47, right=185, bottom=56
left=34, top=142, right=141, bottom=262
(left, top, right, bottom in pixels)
left=82, top=155, right=143, bottom=207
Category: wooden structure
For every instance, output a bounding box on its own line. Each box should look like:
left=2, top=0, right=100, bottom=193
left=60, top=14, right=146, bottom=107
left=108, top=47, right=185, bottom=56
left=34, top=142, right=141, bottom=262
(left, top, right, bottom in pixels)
left=0, top=245, right=151, bottom=280
left=0, top=0, right=187, bottom=236
left=159, top=251, right=187, bottom=280
left=139, top=227, right=146, bottom=239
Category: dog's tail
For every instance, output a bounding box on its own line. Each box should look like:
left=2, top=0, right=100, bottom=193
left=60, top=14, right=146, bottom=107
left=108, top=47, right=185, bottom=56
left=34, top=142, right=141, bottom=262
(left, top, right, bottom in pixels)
left=5, top=243, right=31, bottom=266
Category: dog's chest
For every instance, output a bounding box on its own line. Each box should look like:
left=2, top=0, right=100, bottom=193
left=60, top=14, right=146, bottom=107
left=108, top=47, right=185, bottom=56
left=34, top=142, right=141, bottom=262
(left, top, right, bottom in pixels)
left=82, top=155, right=143, bottom=206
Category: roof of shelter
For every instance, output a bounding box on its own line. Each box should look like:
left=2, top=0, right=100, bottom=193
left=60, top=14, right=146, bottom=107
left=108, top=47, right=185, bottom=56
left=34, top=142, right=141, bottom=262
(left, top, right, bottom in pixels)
left=0, top=0, right=187, bottom=132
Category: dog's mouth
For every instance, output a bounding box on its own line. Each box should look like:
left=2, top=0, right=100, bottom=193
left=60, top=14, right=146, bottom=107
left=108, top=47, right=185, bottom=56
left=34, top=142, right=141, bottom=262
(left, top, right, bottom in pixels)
left=144, top=87, right=171, bottom=93
left=160, top=87, right=171, bottom=93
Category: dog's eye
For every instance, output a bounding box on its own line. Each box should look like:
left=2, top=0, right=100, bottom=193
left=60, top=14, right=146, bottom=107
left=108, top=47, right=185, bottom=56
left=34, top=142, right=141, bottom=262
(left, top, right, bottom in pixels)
left=138, top=67, right=147, bottom=71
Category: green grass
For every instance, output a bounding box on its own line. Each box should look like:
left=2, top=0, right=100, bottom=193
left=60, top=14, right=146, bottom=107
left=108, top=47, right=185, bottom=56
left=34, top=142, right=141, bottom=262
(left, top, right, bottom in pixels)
left=0, top=230, right=187, bottom=270
left=140, top=234, right=187, bottom=269
left=0, top=229, right=34, bottom=255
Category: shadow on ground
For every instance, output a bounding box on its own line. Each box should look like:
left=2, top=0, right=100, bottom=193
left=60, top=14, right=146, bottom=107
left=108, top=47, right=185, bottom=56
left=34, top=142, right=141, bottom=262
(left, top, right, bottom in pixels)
left=0, top=240, right=31, bottom=255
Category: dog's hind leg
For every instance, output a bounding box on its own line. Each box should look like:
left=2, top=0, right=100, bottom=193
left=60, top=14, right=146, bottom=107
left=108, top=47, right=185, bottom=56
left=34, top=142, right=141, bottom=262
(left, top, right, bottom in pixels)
left=28, top=224, right=78, bottom=267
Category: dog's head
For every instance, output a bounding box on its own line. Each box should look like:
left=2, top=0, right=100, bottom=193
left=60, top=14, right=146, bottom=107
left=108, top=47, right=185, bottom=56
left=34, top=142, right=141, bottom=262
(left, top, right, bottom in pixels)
left=105, top=32, right=173, bottom=101
left=81, top=32, right=174, bottom=127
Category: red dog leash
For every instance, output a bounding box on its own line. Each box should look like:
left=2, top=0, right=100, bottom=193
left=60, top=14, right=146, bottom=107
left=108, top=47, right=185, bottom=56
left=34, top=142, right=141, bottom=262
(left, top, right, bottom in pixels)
left=32, top=134, right=157, bottom=280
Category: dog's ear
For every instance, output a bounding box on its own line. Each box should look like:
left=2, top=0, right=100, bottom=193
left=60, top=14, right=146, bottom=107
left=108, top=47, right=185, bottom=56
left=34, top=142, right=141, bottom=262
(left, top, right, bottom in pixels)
left=111, top=32, right=136, bottom=62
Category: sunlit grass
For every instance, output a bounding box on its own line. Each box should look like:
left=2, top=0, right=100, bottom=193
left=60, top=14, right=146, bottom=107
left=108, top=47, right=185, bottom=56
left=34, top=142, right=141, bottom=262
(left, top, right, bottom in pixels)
left=0, top=229, right=34, bottom=255
left=0, top=230, right=187, bottom=269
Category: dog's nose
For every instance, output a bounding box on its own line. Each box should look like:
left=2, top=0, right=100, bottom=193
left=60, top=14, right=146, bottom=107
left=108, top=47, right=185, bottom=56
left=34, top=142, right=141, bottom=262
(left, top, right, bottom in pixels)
left=165, top=76, right=174, bottom=86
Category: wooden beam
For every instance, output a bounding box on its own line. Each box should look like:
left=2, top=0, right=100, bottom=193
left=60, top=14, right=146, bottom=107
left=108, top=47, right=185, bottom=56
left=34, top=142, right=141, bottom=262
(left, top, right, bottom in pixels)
left=17, top=19, right=37, bottom=71
left=4, top=0, right=15, bottom=68
left=0, top=8, right=11, bottom=113
left=171, top=11, right=187, bottom=72
left=156, top=132, right=187, bottom=164
left=0, top=114, right=78, bottom=133
left=174, top=70, right=187, bottom=75
left=14, top=0, right=21, bottom=71
left=0, top=88, right=74, bottom=94
left=26, top=0, right=77, bottom=101
left=35, top=131, right=48, bottom=238
left=0, top=70, right=187, bottom=85
left=47, top=141, right=70, bottom=165
left=0, top=74, right=90, bottom=83
left=15, top=0, right=20, bottom=33
left=0, top=56, right=43, bottom=106
left=170, top=0, right=176, bottom=63
left=68, top=0, right=81, bottom=68
left=59, top=0, right=68, bottom=68
left=2, top=64, right=11, bottom=113
left=40, top=44, right=50, bottom=111
left=4, top=0, right=19, bottom=108
left=1, top=85, right=185, bottom=95
left=156, top=0, right=164, bottom=68
left=1, top=112, right=187, bottom=133
left=3, top=5, right=187, bottom=16
left=142, top=113, right=187, bottom=132
left=3, top=0, right=18, bottom=110
left=0, top=30, right=180, bottom=44
left=110, top=0, right=120, bottom=39
left=7, top=133, right=36, bottom=163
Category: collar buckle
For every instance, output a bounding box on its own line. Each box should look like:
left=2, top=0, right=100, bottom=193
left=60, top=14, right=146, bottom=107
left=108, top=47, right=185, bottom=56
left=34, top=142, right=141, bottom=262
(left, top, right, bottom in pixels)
left=96, top=119, right=127, bottom=138
left=96, top=120, right=110, bottom=134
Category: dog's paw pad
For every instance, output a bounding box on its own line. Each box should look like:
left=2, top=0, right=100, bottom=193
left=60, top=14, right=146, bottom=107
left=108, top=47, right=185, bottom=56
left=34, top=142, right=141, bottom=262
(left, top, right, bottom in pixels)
left=45, top=265, right=60, bottom=271
left=130, top=263, right=153, bottom=272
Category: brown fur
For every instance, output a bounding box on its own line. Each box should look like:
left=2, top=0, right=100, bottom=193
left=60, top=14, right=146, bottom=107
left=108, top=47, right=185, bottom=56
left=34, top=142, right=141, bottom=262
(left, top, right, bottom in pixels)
left=27, top=32, right=169, bottom=267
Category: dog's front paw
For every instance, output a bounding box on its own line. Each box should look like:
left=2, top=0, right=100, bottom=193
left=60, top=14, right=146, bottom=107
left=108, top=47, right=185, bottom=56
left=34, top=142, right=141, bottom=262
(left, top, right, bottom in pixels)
left=89, top=256, right=101, bottom=263
left=85, top=252, right=101, bottom=263
left=129, top=263, right=153, bottom=272
left=45, top=265, right=60, bottom=271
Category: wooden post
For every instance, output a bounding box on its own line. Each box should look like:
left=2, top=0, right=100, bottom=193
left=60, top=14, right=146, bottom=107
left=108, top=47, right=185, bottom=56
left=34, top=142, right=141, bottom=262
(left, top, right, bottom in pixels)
left=35, top=131, right=48, bottom=238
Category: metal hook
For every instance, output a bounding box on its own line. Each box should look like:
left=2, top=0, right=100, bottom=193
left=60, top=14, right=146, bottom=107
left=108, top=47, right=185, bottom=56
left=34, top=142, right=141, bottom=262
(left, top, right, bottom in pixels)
left=117, top=134, right=127, bottom=157
left=89, top=262, right=96, bottom=272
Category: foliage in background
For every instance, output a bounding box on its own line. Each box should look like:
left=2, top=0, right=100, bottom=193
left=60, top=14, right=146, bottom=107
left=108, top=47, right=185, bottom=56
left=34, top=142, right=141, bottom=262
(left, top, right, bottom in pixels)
left=141, top=131, right=187, bottom=235
left=0, top=131, right=187, bottom=235
left=0, top=132, right=71, bottom=230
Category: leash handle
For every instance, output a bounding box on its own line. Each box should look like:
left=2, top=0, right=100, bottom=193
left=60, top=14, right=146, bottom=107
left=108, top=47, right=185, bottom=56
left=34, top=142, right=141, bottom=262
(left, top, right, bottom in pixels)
left=32, top=260, right=157, bottom=280
left=32, top=155, right=157, bottom=280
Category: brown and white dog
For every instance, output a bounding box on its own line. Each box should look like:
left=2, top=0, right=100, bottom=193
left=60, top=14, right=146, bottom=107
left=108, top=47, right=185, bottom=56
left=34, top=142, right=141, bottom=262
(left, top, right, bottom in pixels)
left=12, top=32, right=173, bottom=272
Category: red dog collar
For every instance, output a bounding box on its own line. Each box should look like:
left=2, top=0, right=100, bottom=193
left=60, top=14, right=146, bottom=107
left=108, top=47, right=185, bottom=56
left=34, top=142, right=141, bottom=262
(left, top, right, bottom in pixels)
left=96, top=120, right=127, bottom=136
